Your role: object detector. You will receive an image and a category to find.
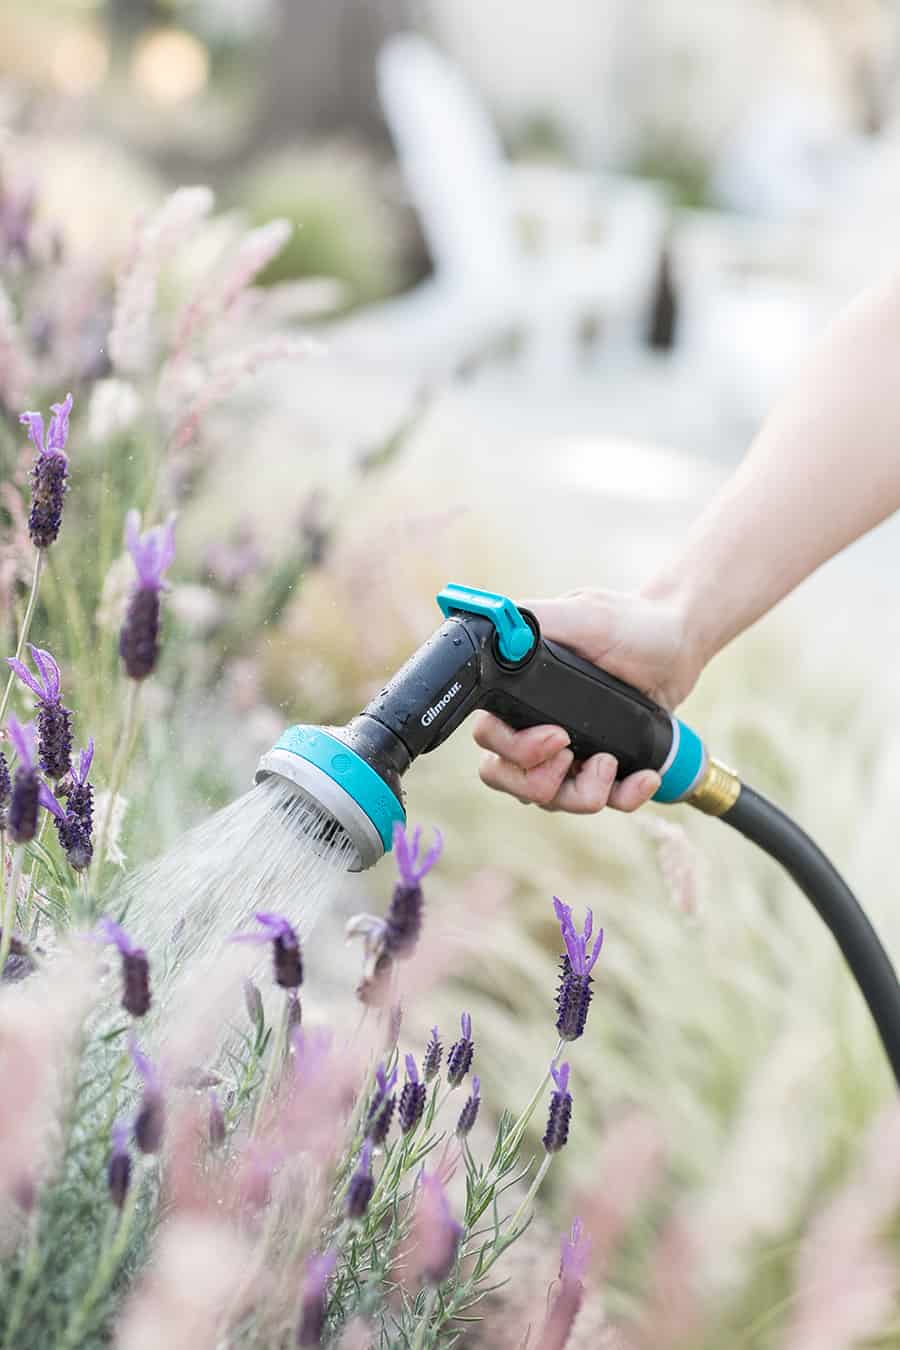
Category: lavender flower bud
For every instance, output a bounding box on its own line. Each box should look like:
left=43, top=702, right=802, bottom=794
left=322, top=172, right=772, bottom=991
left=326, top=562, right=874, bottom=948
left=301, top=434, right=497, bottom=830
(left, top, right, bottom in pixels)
left=98, top=917, right=151, bottom=1017
left=543, top=1062, right=573, bottom=1154
left=130, top=1039, right=165, bottom=1154
left=423, top=1026, right=442, bottom=1082
left=7, top=647, right=73, bottom=779
left=553, top=898, right=603, bottom=1043
left=107, top=1119, right=132, bottom=1209
left=120, top=588, right=161, bottom=681
left=297, top=1251, right=337, bottom=1347
left=244, top=977, right=264, bottom=1028
left=287, top=991, right=303, bottom=1033
left=230, top=912, right=302, bottom=990
left=384, top=824, right=442, bottom=958
left=8, top=767, right=38, bottom=845
left=20, top=395, right=73, bottom=550
left=555, top=957, right=593, bottom=1043
left=398, top=1055, right=426, bottom=1135
left=35, top=701, right=72, bottom=781
left=119, top=512, right=176, bottom=681
left=365, top=1063, right=397, bottom=1146
left=0, top=931, right=35, bottom=982
left=0, top=751, right=10, bottom=832
left=208, top=1090, right=226, bottom=1148
left=456, top=1076, right=481, bottom=1138
left=55, top=810, right=93, bottom=872
left=446, top=1012, right=474, bottom=1088
left=345, top=1140, right=374, bottom=1220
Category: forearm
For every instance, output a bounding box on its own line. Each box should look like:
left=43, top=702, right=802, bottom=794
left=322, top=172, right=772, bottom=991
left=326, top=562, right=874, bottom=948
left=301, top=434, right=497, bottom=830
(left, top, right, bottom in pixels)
left=644, top=267, right=900, bottom=664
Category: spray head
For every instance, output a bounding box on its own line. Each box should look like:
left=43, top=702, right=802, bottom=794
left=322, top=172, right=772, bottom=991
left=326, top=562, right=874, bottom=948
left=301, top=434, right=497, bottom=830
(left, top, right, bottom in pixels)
left=255, top=724, right=406, bottom=872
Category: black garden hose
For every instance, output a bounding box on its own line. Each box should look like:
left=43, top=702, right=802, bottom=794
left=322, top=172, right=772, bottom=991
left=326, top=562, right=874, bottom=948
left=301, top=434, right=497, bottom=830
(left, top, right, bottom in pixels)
left=722, top=783, right=900, bottom=1088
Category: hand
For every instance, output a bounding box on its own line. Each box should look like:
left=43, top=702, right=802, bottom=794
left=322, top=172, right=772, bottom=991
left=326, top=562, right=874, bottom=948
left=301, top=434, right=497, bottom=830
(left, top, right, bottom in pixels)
left=473, top=586, right=702, bottom=815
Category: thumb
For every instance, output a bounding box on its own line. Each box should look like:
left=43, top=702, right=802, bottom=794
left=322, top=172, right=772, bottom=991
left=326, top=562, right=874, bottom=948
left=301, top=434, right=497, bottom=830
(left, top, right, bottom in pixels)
left=521, top=595, right=614, bottom=663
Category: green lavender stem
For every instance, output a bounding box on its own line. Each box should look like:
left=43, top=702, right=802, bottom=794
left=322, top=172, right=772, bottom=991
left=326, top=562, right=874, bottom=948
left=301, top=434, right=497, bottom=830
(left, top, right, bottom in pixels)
left=411, top=1287, right=440, bottom=1350
left=0, top=551, right=43, bottom=729
left=95, top=681, right=140, bottom=871
left=60, top=1173, right=141, bottom=1348
left=1, top=1209, right=43, bottom=1350
left=251, top=994, right=292, bottom=1137
left=22, top=813, right=49, bottom=933
left=0, top=845, right=25, bottom=981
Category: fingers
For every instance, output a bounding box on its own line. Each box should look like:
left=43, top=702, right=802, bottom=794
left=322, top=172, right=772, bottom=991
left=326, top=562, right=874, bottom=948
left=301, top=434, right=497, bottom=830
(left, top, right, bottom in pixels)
left=545, top=759, right=660, bottom=815
left=472, top=711, right=570, bottom=769
left=607, top=768, right=661, bottom=813
left=479, top=746, right=575, bottom=807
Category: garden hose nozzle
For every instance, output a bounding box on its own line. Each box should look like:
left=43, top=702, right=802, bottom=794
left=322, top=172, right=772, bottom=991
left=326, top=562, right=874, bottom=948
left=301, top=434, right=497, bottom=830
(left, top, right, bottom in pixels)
left=256, top=583, right=718, bottom=871
left=256, top=582, right=900, bottom=1088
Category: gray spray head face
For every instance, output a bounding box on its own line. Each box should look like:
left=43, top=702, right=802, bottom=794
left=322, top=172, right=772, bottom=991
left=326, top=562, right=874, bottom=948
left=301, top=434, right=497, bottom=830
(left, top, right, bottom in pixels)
left=255, top=725, right=406, bottom=873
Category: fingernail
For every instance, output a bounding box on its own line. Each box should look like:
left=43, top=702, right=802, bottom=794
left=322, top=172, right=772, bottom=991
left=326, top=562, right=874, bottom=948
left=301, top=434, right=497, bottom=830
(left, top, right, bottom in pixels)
left=541, top=728, right=570, bottom=751
left=640, top=772, right=661, bottom=795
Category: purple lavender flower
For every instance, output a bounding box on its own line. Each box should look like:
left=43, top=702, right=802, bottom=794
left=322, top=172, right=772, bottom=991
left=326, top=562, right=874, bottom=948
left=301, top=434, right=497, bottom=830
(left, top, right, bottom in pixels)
left=119, top=511, right=176, bottom=680
left=297, top=1249, right=337, bottom=1347
left=41, top=740, right=94, bottom=870
left=107, top=1118, right=132, bottom=1209
left=20, top=393, right=73, bottom=549
left=383, top=823, right=442, bottom=958
left=446, top=1012, right=474, bottom=1088
left=208, top=1089, right=226, bottom=1148
left=423, top=1026, right=442, bottom=1082
left=6, top=716, right=39, bottom=845
left=97, top=916, right=151, bottom=1017
left=130, top=1038, right=165, bottom=1154
left=7, top=645, right=72, bottom=780
left=0, top=750, right=10, bottom=832
left=553, top=898, right=604, bottom=1042
left=365, top=1062, right=397, bottom=1146
left=456, top=1076, right=481, bottom=1139
left=398, top=1054, right=427, bottom=1135
left=230, top=911, right=302, bottom=989
left=543, top=1061, right=573, bottom=1154
left=345, top=1139, right=374, bottom=1221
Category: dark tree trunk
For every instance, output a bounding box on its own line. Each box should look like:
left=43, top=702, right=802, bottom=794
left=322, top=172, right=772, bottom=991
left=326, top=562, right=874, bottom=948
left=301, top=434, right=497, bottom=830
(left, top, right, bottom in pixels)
left=254, top=0, right=418, bottom=151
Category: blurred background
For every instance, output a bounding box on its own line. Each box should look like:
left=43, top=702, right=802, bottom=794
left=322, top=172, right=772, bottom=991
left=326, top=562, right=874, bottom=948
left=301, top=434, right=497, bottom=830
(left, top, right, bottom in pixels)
left=6, top=1, right=900, bottom=1343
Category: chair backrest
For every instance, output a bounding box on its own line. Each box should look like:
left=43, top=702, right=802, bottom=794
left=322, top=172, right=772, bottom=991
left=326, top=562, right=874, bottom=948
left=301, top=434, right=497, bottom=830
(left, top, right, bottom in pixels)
left=377, top=33, right=517, bottom=285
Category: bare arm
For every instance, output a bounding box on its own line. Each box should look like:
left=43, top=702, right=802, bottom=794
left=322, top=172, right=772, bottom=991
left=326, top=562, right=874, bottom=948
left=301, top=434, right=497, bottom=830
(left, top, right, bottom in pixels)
left=644, top=266, right=900, bottom=668
left=474, top=266, right=900, bottom=815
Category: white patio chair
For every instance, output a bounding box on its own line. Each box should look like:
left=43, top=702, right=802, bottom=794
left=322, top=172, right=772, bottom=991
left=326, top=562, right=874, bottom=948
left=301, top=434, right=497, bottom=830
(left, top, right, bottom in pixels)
left=330, top=32, right=668, bottom=378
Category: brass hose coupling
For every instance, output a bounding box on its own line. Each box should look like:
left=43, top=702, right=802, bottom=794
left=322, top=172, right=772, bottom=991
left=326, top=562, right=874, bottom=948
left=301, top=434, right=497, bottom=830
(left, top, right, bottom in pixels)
left=687, top=757, right=742, bottom=817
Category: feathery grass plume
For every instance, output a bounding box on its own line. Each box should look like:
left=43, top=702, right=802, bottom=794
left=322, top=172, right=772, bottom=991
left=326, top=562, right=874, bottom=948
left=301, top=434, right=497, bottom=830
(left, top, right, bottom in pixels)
left=107, top=1118, right=132, bottom=1209
left=170, top=336, right=322, bottom=453
left=639, top=814, right=701, bottom=917
left=410, top=1171, right=463, bottom=1286
left=230, top=911, right=302, bottom=989
left=97, top=916, right=151, bottom=1016
left=543, top=1062, right=573, bottom=1154
left=170, top=218, right=293, bottom=357
left=119, top=510, right=176, bottom=680
left=456, top=1075, right=481, bottom=1139
left=6, top=715, right=39, bottom=844
left=398, top=1053, right=426, bottom=1135
left=7, top=644, right=72, bottom=780
left=345, top=1139, right=375, bottom=1220
left=553, top=898, right=603, bottom=1042
left=109, top=186, right=214, bottom=376
left=423, top=1025, right=442, bottom=1082
left=19, top=393, right=73, bottom=549
left=297, top=1250, right=338, bottom=1347
left=130, top=1038, right=165, bottom=1154
left=446, top=1011, right=474, bottom=1087
left=537, top=1218, right=592, bottom=1350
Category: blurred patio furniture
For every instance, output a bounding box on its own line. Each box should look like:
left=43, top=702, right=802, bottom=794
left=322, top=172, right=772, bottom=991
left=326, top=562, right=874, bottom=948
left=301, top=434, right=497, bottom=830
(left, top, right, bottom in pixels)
left=330, top=32, right=668, bottom=378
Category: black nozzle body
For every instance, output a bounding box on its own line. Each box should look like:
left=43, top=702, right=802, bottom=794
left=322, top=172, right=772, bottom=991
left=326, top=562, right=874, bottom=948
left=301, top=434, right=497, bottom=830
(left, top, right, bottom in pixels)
left=342, top=610, right=673, bottom=796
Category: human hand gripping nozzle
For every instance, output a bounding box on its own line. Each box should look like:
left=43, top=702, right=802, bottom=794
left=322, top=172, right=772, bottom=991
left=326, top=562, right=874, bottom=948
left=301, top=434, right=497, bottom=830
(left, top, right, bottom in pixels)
left=255, top=583, right=734, bottom=873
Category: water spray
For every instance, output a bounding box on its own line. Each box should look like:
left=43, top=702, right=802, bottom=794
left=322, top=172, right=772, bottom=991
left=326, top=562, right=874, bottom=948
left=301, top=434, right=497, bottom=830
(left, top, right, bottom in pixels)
left=257, top=583, right=900, bottom=1086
